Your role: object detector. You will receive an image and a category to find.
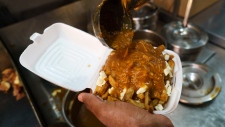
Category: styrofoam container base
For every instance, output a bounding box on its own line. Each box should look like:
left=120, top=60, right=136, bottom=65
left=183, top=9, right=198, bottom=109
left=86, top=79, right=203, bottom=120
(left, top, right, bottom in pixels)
left=19, top=23, right=182, bottom=114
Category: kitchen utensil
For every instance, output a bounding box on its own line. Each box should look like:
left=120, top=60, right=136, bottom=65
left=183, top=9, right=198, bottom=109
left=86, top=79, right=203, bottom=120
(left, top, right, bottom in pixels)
left=132, top=2, right=158, bottom=30
left=182, top=0, right=193, bottom=27
left=62, top=90, right=105, bottom=127
left=180, top=62, right=222, bottom=105
left=161, top=21, right=208, bottom=61
left=92, top=0, right=149, bottom=49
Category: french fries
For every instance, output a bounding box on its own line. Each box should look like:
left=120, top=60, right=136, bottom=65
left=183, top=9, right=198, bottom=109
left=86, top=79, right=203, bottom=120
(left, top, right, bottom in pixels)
left=94, top=42, right=175, bottom=113
left=0, top=68, right=25, bottom=100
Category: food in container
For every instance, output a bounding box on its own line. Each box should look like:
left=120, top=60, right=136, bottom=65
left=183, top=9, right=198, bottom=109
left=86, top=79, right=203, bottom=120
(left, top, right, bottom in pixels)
left=20, top=23, right=182, bottom=114
left=94, top=42, right=175, bottom=113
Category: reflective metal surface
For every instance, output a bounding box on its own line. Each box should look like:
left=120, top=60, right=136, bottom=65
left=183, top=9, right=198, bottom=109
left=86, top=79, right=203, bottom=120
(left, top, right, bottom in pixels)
left=121, top=0, right=150, bottom=11
left=93, top=0, right=132, bottom=48
left=93, top=0, right=150, bottom=49
left=133, top=29, right=166, bottom=47
left=165, top=43, right=225, bottom=127
left=190, top=0, right=225, bottom=48
left=62, top=90, right=105, bottom=127
left=161, top=21, right=208, bottom=61
left=162, top=21, right=208, bottom=51
left=180, top=62, right=222, bottom=105
left=132, top=2, right=158, bottom=30
left=0, top=40, right=39, bottom=126
left=0, top=1, right=91, bottom=126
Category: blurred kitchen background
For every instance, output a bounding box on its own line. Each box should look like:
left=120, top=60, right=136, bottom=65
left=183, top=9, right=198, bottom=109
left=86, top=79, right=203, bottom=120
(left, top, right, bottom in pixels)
left=0, top=0, right=224, bottom=127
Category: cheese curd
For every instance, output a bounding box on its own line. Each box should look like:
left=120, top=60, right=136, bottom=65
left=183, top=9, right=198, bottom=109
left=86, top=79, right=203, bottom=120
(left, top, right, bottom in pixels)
left=96, top=71, right=107, bottom=87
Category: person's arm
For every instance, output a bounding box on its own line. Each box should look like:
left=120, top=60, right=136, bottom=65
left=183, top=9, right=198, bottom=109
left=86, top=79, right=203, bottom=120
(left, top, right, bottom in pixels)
left=78, top=93, right=174, bottom=127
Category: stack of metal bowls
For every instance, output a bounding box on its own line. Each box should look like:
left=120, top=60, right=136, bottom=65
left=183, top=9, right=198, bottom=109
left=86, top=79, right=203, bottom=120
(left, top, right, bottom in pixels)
left=132, top=2, right=164, bottom=47
left=161, top=21, right=208, bottom=61
left=132, top=2, right=158, bottom=31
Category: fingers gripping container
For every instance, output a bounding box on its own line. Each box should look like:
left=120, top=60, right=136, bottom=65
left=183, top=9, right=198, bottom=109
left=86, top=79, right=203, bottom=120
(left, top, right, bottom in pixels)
left=20, top=23, right=182, bottom=114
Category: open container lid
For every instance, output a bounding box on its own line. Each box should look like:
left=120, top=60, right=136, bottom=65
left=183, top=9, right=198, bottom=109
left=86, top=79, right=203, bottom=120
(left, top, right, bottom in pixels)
left=19, top=23, right=183, bottom=114
left=19, top=23, right=113, bottom=92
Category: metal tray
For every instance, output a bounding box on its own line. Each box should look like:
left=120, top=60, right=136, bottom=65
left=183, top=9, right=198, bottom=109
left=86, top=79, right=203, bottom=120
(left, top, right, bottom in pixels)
left=0, top=40, right=40, bottom=126
left=0, top=1, right=98, bottom=126
left=0, top=32, right=70, bottom=126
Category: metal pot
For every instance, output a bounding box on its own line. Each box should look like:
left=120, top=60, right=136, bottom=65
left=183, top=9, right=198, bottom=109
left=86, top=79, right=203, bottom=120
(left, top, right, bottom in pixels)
left=62, top=90, right=104, bottom=127
left=133, top=29, right=167, bottom=47
left=132, top=2, right=158, bottom=30
left=161, top=21, right=208, bottom=61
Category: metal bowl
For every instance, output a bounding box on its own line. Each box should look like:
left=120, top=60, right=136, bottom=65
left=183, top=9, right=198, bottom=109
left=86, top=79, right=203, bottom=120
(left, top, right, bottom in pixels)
left=132, top=2, right=158, bottom=30
left=62, top=90, right=104, bottom=127
left=161, top=21, right=208, bottom=61
left=180, top=62, right=222, bottom=105
left=133, top=29, right=167, bottom=47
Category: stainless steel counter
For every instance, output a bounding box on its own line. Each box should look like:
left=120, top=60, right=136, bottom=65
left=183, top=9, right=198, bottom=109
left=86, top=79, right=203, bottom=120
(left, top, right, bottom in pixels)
left=190, top=0, right=225, bottom=48
left=0, top=40, right=39, bottom=127
left=0, top=0, right=224, bottom=127
left=166, top=43, right=225, bottom=127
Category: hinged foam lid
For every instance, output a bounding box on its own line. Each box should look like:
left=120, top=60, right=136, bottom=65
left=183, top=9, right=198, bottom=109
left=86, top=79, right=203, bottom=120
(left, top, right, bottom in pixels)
left=20, top=23, right=112, bottom=92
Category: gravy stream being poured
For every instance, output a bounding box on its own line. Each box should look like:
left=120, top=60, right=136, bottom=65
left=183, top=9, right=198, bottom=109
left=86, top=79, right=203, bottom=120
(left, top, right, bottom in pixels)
left=94, top=0, right=175, bottom=113
left=97, top=0, right=150, bottom=50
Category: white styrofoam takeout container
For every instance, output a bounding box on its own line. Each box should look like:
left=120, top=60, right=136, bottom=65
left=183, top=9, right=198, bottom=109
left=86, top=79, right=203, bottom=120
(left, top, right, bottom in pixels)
left=19, top=23, right=182, bottom=114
